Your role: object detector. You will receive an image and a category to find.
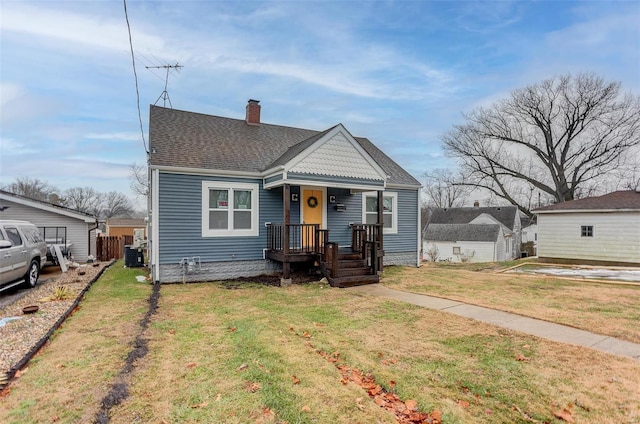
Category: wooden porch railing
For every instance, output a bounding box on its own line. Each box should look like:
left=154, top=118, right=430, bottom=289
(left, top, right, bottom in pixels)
left=350, top=223, right=383, bottom=273
left=266, top=224, right=322, bottom=255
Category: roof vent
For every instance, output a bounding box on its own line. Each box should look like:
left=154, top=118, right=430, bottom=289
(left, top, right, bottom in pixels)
left=246, top=99, right=261, bottom=126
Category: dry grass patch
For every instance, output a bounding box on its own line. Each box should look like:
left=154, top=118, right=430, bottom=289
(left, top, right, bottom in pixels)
left=383, top=264, right=640, bottom=343
left=0, top=262, right=150, bottom=424
left=109, top=282, right=640, bottom=424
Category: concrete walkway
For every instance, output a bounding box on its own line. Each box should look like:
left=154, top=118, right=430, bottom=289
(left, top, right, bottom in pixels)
left=346, top=284, right=640, bottom=361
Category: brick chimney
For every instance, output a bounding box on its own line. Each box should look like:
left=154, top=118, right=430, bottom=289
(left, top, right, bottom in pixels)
left=245, top=99, right=261, bottom=126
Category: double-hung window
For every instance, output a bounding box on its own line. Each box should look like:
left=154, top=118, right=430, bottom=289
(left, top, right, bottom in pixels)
left=202, top=181, right=259, bottom=237
left=361, top=191, right=398, bottom=234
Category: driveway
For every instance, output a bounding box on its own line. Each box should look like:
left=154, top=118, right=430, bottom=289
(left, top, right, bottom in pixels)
left=0, top=265, right=63, bottom=309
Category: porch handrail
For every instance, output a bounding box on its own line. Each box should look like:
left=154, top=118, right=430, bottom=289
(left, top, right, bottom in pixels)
left=266, top=223, right=322, bottom=254
left=350, top=223, right=382, bottom=252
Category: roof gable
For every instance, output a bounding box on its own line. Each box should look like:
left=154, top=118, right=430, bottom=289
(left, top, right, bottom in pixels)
left=534, top=190, right=640, bottom=213
left=0, top=190, right=95, bottom=223
left=282, top=125, right=386, bottom=182
left=429, top=206, right=518, bottom=230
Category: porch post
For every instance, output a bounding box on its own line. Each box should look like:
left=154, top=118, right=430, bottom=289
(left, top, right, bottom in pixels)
left=282, top=184, right=291, bottom=283
left=377, top=190, right=384, bottom=273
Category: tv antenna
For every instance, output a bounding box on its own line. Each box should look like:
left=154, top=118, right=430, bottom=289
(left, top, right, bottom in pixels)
left=146, top=62, right=183, bottom=108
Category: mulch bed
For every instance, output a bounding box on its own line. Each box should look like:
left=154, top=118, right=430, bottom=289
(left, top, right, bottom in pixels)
left=0, top=262, right=112, bottom=389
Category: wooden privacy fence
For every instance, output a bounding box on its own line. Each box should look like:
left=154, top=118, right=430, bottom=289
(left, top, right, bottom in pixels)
left=96, top=235, right=133, bottom=261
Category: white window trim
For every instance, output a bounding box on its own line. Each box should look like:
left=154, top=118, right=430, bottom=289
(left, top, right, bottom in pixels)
left=202, top=181, right=259, bottom=237
left=361, top=191, right=398, bottom=234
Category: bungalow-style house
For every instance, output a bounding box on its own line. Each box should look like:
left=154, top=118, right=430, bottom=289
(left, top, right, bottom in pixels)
left=423, top=204, right=521, bottom=262
left=0, top=190, right=97, bottom=262
left=147, top=101, right=422, bottom=286
left=105, top=218, right=146, bottom=238
left=533, top=190, right=640, bottom=265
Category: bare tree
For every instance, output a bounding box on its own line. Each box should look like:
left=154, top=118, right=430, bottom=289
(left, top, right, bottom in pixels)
left=102, top=191, right=133, bottom=219
left=129, top=162, right=149, bottom=197
left=442, top=73, right=640, bottom=215
left=2, top=177, right=60, bottom=203
left=422, top=168, right=470, bottom=208
left=63, top=187, right=103, bottom=215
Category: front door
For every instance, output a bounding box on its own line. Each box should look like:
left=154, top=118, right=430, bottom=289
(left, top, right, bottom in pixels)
left=302, top=189, right=323, bottom=247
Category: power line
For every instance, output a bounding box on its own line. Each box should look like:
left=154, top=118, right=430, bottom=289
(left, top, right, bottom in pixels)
left=123, top=0, right=148, bottom=154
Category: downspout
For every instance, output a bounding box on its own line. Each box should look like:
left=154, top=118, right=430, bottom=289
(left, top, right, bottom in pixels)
left=151, top=168, right=160, bottom=283
left=88, top=219, right=99, bottom=259
left=416, top=188, right=421, bottom=267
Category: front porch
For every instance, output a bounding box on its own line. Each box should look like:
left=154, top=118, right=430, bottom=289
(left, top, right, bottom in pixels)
left=266, top=222, right=383, bottom=287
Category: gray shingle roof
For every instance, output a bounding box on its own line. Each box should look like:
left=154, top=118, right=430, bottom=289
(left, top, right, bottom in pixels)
left=425, top=223, right=501, bottom=242
left=533, top=190, right=640, bottom=212
left=429, top=206, right=518, bottom=230
left=148, top=105, right=420, bottom=186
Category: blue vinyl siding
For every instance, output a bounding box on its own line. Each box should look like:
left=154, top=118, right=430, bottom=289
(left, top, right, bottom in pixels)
left=327, top=188, right=362, bottom=245
left=385, top=188, right=419, bottom=252
left=158, top=172, right=418, bottom=264
left=158, top=173, right=282, bottom=263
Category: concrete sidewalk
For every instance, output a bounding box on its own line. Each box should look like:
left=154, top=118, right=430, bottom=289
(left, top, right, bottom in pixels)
left=346, top=284, right=640, bottom=361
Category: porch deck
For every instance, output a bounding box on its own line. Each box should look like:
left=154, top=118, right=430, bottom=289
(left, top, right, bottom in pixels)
left=266, top=223, right=383, bottom=287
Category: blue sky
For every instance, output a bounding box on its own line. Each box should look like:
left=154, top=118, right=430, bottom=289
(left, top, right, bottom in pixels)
left=1, top=0, right=639, bottom=209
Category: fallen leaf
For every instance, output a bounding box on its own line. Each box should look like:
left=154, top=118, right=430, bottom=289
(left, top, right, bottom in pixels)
left=289, top=326, right=295, bottom=333
left=405, top=399, right=418, bottom=411
left=215, top=393, right=222, bottom=401
left=515, top=354, right=530, bottom=362
left=522, top=344, right=530, bottom=349
left=302, top=331, right=312, bottom=338
left=457, top=399, right=470, bottom=408
left=229, top=326, right=237, bottom=332
left=292, top=375, right=300, bottom=385
left=169, top=328, right=175, bottom=334
left=245, top=381, right=262, bottom=393
left=190, top=401, right=208, bottom=408
left=389, top=380, right=396, bottom=388
left=301, top=405, right=311, bottom=412
left=186, top=362, right=196, bottom=369
left=485, top=408, right=492, bottom=415
left=553, top=408, right=574, bottom=423
left=237, top=363, right=249, bottom=372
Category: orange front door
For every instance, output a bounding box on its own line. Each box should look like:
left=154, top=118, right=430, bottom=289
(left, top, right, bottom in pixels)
left=302, top=189, right=323, bottom=246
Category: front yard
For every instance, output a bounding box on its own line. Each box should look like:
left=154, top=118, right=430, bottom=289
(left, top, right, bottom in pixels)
left=0, top=262, right=639, bottom=423
left=384, top=263, right=640, bottom=344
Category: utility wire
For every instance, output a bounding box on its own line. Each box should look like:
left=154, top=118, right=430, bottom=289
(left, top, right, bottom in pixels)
left=123, top=0, right=148, bottom=154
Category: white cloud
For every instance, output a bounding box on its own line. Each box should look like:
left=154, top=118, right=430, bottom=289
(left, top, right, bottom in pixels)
left=0, top=3, right=166, bottom=55
left=85, top=132, right=141, bottom=142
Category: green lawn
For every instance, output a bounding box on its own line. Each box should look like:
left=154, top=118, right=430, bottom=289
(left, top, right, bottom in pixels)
left=1, top=264, right=639, bottom=424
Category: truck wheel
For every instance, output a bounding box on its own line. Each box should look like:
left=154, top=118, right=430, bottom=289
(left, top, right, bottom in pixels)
left=24, top=260, right=40, bottom=289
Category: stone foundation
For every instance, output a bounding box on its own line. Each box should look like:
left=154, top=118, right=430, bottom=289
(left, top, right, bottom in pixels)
left=159, top=259, right=282, bottom=283
left=384, top=251, right=419, bottom=267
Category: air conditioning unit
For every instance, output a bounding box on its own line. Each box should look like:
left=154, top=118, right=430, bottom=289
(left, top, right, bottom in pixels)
left=133, top=228, right=146, bottom=249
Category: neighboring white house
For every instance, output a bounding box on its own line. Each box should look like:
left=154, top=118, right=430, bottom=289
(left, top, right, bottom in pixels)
left=423, top=205, right=521, bottom=262
left=423, top=223, right=505, bottom=262
left=533, top=190, right=640, bottom=265
left=0, top=190, right=97, bottom=262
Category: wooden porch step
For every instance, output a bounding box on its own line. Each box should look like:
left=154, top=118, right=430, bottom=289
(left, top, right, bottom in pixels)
left=337, top=252, right=362, bottom=260
left=334, top=259, right=367, bottom=268
left=326, top=274, right=379, bottom=288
